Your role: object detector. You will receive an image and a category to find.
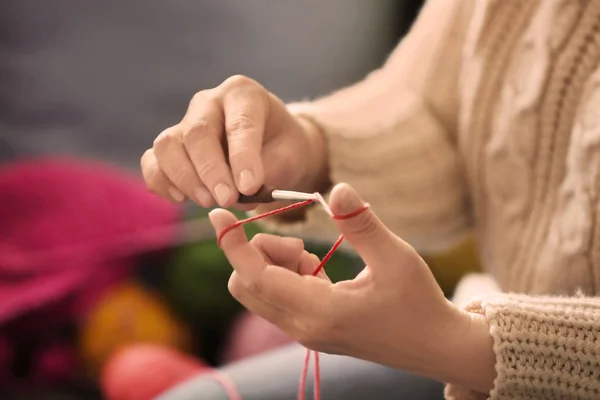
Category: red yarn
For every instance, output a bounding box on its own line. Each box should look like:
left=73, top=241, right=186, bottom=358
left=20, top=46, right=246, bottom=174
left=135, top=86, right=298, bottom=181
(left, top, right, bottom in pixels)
left=216, top=199, right=369, bottom=399
left=217, top=200, right=314, bottom=246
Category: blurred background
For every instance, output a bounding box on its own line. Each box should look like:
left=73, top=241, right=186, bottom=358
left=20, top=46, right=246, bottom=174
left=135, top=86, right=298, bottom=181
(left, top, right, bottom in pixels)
left=0, top=0, right=424, bottom=168
left=0, top=2, right=479, bottom=400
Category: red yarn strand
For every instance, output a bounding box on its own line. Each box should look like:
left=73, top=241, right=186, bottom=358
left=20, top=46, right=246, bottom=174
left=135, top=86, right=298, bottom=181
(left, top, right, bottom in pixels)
left=209, top=371, right=242, bottom=400
left=216, top=199, right=369, bottom=399
left=313, top=351, right=321, bottom=400
left=311, top=235, right=344, bottom=277
left=217, top=200, right=314, bottom=246
left=298, top=347, right=311, bottom=400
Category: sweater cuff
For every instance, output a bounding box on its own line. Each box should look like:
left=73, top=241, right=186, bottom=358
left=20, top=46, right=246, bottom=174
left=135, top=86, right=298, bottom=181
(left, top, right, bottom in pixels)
left=253, top=92, right=472, bottom=251
left=446, top=293, right=600, bottom=400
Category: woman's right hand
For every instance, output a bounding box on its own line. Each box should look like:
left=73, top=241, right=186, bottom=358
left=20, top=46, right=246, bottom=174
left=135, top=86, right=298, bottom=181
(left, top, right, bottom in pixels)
left=141, top=75, right=329, bottom=209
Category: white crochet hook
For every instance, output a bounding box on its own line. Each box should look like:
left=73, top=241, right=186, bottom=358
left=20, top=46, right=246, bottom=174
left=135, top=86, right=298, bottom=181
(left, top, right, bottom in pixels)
left=237, top=185, right=333, bottom=216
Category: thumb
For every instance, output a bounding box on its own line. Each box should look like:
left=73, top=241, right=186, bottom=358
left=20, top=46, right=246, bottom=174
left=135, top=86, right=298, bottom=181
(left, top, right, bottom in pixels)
left=328, top=183, right=404, bottom=269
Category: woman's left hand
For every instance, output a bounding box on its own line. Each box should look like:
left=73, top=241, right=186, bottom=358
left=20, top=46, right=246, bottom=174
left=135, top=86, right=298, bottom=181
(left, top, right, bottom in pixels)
left=209, top=183, right=496, bottom=391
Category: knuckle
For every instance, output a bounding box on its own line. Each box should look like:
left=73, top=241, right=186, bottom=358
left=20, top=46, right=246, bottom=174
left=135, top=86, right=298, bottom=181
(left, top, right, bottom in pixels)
left=245, top=277, right=264, bottom=297
left=153, top=126, right=179, bottom=150
left=226, top=113, right=257, bottom=136
left=221, top=74, right=255, bottom=90
left=250, top=233, right=269, bottom=247
left=181, top=118, right=218, bottom=142
left=170, top=168, right=189, bottom=188
left=195, top=160, right=223, bottom=182
left=190, top=90, right=211, bottom=107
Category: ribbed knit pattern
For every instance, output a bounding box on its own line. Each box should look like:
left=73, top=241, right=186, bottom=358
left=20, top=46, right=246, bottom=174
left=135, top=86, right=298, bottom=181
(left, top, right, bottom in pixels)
left=446, top=294, right=600, bottom=400
left=253, top=0, right=600, bottom=398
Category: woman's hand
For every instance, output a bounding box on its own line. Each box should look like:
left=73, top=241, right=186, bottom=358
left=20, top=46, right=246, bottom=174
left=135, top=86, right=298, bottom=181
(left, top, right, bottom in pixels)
left=209, top=183, right=496, bottom=393
left=141, top=75, right=329, bottom=208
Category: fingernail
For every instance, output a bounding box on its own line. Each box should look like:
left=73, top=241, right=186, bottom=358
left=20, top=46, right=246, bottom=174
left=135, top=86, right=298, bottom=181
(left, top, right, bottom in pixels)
left=330, top=183, right=363, bottom=215
left=239, top=170, right=254, bottom=192
left=168, top=187, right=185, bottom=203
left=194, top=187, right=213, bottom=206
left=214, top=183, right=232, bottom=205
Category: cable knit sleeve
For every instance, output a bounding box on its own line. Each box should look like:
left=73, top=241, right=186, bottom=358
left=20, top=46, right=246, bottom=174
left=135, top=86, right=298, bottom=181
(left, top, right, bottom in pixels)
left=445, top=293, right=600, bottom=400
left=254, top=0, right=476, bottom=253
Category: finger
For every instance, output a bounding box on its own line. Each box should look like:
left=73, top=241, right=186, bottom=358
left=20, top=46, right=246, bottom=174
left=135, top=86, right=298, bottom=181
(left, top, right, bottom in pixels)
left=250, top=234, right=327, bottom=278
left=140, top=148, right=186, bottom=203
left=181, top=93, right=237, bottom=207
left=227, top=272, right=292, bottom=329
left=302, top=252, right=330, bottom=280
left=328, top=183, right=409, bottom=269
left=209, top=209, right=330, bottom=314
left=250, top=234, right=304, bottom=265
left=209, top=208, right=267, bottom=283
left=220, top=76, right=267, bottom=195
left=152, top=126, right=211, bottom=207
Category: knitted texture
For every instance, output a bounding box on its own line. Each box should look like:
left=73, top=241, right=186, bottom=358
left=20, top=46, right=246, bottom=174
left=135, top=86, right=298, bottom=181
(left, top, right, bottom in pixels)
left=252, top=0, right=600, bottom=398
left=446, top=294, right=600, bottom=400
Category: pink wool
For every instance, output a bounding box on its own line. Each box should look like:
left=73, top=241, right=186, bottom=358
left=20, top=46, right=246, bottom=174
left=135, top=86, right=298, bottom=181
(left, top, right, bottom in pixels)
left=0, top=157, right=181, bottom=323
left=0, top=157, right=182, bottom=386
left=222, top=311, right=294, bottom=364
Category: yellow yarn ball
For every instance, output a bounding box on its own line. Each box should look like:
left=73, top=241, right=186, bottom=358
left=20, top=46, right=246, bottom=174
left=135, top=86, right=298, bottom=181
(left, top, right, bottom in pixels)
left=77, top=281, right=192, bottom=375
left=421, top=236, right=482, bottom=296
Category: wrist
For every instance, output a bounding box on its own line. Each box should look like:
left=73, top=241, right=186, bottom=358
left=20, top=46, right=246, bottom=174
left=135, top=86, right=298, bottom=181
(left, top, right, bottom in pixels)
left=437, top=307, right=496, bottom=394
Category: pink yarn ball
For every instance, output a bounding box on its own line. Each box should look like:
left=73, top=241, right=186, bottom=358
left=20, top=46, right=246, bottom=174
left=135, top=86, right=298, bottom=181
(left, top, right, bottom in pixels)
left=101, top=343, right=210, bottom=400
left=222, top=312, right=293, bottom=364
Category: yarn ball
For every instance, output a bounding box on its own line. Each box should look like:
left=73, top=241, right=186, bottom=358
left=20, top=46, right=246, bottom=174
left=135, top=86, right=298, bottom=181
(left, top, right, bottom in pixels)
left=0, top=157, right=181, bottom=326
left=221, top=311, right=293, bottom=364
left=165, top=240, right=243, bottom=323
left=101, top=343, right=210, bottom=400
left=420, top=236, right=483, bottom=296
left=78, top=281, right=192, bottom=375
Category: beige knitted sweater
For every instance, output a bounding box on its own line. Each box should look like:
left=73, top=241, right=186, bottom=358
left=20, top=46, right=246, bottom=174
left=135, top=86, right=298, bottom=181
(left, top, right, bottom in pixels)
left=255, top=0, right=600, bottom=399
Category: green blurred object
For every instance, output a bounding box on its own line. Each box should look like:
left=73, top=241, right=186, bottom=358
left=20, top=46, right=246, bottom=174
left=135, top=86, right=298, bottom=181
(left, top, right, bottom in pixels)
left=164, top=218, right=264, bottom=323
left=165, top=239, right=240, bottom=323
left=304, top=241, right=363, bottom=283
